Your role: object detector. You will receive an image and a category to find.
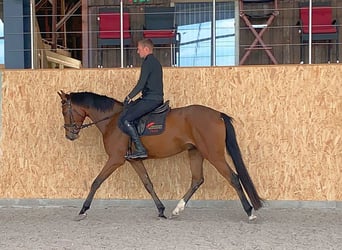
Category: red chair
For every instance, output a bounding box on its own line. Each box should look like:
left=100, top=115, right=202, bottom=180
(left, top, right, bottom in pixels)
left=97, top=8, right=132, bottom=67
left=298, top=4, right=339, bottom=63
left=239, top=0, right=279, bottom=65
left=143, top=7, right=180, bottom=66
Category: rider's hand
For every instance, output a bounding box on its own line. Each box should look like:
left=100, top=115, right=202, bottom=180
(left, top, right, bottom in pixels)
left=124, top=96, right=132, bottom=106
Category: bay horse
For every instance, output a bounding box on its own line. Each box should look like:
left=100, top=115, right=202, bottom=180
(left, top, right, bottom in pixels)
left=58, top=90, right=263, bottom=221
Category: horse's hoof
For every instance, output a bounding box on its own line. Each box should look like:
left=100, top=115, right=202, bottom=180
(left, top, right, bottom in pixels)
left=248, top=214, right=257, bottom=221
left=158, top=214, right=167, bottom=219
left=170, top=208, right=181, bottom=219
left=168, top=213, right=179, bottom=219
left=73, top=213, right=87, bottom=221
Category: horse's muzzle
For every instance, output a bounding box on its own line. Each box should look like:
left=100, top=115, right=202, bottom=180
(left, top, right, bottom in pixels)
left=66, top=133, right=79, bottom=141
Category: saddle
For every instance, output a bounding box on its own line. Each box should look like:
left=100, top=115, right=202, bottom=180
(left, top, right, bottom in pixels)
left=133, top=100, right=170, bottom=136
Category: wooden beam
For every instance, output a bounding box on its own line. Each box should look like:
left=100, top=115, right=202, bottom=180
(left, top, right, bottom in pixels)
left=51, top=0, right=57, bottom=50
left=82, top=0, right=89, bottom=67
left=61, top=0, right=66, bottom=47
left=45, top=50, right=82, bottom=69
left=56, top=1, right=81, bottom=31
left=35, top=0, right=49, bottom=12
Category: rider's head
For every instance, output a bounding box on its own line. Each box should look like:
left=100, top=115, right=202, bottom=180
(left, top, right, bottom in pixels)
left=137, top=39, right=154, bottom=58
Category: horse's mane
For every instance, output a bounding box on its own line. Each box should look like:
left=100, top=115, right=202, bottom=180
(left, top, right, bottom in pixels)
left=69, top=92, right=122, bottom=112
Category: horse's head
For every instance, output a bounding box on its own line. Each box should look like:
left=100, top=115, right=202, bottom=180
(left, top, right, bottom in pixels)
left=58, top=90, right=86, bottom=141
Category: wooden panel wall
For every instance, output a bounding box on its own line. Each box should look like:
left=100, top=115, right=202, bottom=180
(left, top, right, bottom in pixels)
left=0, top=65, right=341, bottom=201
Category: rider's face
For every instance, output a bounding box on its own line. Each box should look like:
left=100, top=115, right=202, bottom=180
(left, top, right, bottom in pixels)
left=137, top=44, right=149, bottom=58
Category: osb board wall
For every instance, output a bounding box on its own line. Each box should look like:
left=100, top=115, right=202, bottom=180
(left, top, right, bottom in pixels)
left=0, top=65, right=341, bottom=201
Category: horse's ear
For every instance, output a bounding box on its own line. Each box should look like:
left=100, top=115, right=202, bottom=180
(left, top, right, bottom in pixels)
left=58, top=90, right=66, bottom=99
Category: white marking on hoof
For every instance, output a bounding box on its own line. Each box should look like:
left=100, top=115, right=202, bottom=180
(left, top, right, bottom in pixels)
left=172, top=199, right=186, bottom=216
left=248, top=213, right=257, bottom=221
left=73, top=213, right=87, bottom=221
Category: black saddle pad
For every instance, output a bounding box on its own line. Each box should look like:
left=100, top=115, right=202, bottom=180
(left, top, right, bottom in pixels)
left=134, top=101, right=170, bottom=136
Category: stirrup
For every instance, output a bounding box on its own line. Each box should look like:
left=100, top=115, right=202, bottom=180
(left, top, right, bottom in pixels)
left=126, top=137, right=147, bottom=159
left=125, top=151, right=148, bottom=160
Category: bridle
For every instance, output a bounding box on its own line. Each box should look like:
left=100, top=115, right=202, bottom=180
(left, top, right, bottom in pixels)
left=62, top=99, right=113, bottom=135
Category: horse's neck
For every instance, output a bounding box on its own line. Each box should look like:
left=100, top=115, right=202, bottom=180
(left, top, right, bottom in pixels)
left=86, top=106, right=122, bottom=133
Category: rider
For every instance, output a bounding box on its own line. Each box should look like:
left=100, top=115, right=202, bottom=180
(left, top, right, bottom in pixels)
left=119, top=38, right=164, bottom=159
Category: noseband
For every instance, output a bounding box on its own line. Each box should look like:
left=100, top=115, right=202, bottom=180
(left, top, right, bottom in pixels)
left=63, top=99, right=113, bottom=135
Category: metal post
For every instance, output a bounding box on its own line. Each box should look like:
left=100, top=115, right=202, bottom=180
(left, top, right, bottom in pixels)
left=211, top=0, right=216, bottom=66
left=308, top=0, right=312, bottom=64
left=30, top=0, right=34, bottom=69
left=120, top=0, right=124, bottom=68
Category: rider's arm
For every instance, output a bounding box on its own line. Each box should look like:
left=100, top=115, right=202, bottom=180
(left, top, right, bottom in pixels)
left=127, top=58, right=151, bottom=99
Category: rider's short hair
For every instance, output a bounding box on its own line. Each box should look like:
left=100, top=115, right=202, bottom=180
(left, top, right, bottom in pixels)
left=138, top=39, right=154, bottom=51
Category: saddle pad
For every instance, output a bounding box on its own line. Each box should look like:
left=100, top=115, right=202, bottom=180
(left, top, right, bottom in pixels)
left=136, top=108, right=170, bottom=136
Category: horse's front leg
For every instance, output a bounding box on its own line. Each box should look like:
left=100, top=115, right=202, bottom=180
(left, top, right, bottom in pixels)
left=74, top=157, right=124, bottom=221
left=172, top=148, right=204, bottom=217
left=129, top=160, right=166, bottom=219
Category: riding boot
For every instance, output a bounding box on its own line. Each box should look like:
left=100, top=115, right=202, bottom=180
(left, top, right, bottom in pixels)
left=123, top=120, right=148, bottom=159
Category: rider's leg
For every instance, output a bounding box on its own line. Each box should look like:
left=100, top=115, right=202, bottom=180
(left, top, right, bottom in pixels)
left=118, top=99, right=163, bottom=159
left=123, top=120, right=148, bottom=159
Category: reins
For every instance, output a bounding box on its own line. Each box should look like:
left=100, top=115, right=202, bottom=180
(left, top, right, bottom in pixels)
left=78, top=115, right=114, bottom=129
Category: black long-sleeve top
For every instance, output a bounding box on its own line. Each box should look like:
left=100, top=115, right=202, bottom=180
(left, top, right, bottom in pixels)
left=127, top=54, right=164, bottom=101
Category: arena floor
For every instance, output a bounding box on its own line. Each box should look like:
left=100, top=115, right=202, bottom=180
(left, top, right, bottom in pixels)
left=0, top=200, right=341, bottom=249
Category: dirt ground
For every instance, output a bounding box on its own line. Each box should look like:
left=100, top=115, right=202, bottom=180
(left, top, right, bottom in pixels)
left=0, top=200, right=341, bottom=250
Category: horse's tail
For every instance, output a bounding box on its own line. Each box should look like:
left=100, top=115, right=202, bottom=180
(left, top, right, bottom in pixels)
left=221, top=113, right=263, bottom=210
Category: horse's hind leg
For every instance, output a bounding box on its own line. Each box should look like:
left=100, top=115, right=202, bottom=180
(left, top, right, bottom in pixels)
left=172, top=148, right=204, bottom=217
left=129, top=160, right=166, bottom=218
left=209, top=159, right=255, bottom=220
left=231, top=171, right=256, bottom=220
